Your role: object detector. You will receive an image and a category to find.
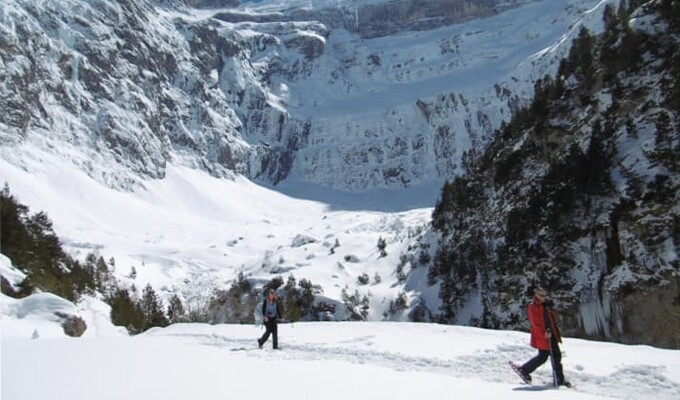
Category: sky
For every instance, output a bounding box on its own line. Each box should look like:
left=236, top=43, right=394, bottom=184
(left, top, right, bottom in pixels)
left=2, top=289, right=680, bottom=400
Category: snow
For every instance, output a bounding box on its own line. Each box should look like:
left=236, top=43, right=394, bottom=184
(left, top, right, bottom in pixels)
left=2, top=295, right=680, bottom=400
left=0, top=145, right=432, bottom=320
left=0, top=254, right=26, bottom=291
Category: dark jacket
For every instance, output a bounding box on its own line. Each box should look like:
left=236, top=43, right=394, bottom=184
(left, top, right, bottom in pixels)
left=261, top=299, right=283, bottom=320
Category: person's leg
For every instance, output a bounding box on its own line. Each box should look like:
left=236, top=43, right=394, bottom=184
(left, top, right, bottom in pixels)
left=521, top=350, right=550, bottom=374
left=259, top=320, right=272, bottom=346
left=272, top=320, right=278, bottom=349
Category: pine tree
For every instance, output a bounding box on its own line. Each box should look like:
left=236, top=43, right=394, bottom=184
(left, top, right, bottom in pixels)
left=283, top=275, right=302, bottom=322
left=377, top=236, right=387, bottom=257
left=108, top=287, right=145, bottom=333
left=360, top=295, right=370, bottom=319
left=601, top=3, right=622, bottom=82
left=140, top=284, right=169, bottom=331
left=602, top=3, right=619, bottom=34
left=224, top=272, right=254, bottom=323
left=655, top=112, right=672, bottom=150
left=298, top=278, right=314, bottom=317
left=167, top=294, right=185, bottom=323
left=569, top=26, right=595, bottom=96
left=95, top=256, right=112, bottom=293
left=0, top=186, right=97, bottom=301
left=263, top=276, right=284, bottom=295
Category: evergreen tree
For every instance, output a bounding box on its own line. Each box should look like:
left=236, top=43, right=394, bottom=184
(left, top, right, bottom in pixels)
left=617, top=0, right=630, bottom=22
left=602, top=3, right=619, bottom=34
left=107, top=287, right=145, bottom=334
left=668, top=54, right=680, bottom=114
left=1, top=186, right=99, bottom=301
left=283, top=275, right=301, bottom=322
left=570, top=26, right=595, bottom=95
left=298, top=278, right=315, bottom=317
left=95, top=256, right=112, bottom=293
left=377, top=236, right=387, bottom=257
left=601, top=3, right=623, bottom=81
left=655, top=111, right=672, bottom=152
left=360, top=294, right=370, bottom=319
left=224, top=272, right=255, bottom=323
left=167, top=294, right=185, bottom=323
left=140, top=284, right=169, bottom=331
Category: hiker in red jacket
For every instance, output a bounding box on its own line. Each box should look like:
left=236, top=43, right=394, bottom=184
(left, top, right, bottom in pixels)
left=515, top=287, right=571, bottom=387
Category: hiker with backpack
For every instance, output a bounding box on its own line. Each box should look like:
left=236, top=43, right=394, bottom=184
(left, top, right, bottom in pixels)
left=257, top=288, right=283, bottom=349
left=511, top=287, right=571, bottom=387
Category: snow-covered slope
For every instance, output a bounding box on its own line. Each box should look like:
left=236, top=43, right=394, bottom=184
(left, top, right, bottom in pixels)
left=0, top=148, right=433, bottom=321
left=3, top=305, right=680, bottom=400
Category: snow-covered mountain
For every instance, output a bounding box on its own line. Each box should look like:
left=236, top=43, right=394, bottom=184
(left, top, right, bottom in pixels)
left=5, top=0, right=676, bottom=349
left=1, top=0, right=616, bottom=191
left=421, top=0, right=680, bottom=348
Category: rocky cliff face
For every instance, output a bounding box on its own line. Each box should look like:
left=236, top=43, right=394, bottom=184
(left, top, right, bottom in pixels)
left=1, top=0, right=252, bottom=188
left=1, top=0, right=608, bottom=191
left=213, top=0, right=502, bottom=39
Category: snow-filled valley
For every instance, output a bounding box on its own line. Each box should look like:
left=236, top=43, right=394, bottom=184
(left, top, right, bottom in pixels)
left=0, top=148, right=436, bottom=321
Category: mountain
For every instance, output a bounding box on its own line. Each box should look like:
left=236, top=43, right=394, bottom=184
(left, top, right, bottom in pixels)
left=4, top=0, right=677, bottom=349
left=423, top=0, right=680, bottom=348
left=1, top=0, right=615, bottom=193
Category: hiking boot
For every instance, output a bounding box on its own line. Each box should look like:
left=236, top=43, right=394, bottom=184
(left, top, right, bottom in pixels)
left=510, top=362, right=532, bottom=384
left=559, top=381, right=572, bottom=388
left=257, top=340, right=263, bottom=349
left=522, top=371, right=532, bottom=384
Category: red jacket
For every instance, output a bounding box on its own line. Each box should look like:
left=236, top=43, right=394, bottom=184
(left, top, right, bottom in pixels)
left=528, top=300, right=561, bottom=350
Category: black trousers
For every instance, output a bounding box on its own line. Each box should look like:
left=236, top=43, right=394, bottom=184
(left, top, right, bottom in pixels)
left=521, top=338, right=565, bottom=384
left=258, top=318, right=278, bottom=349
